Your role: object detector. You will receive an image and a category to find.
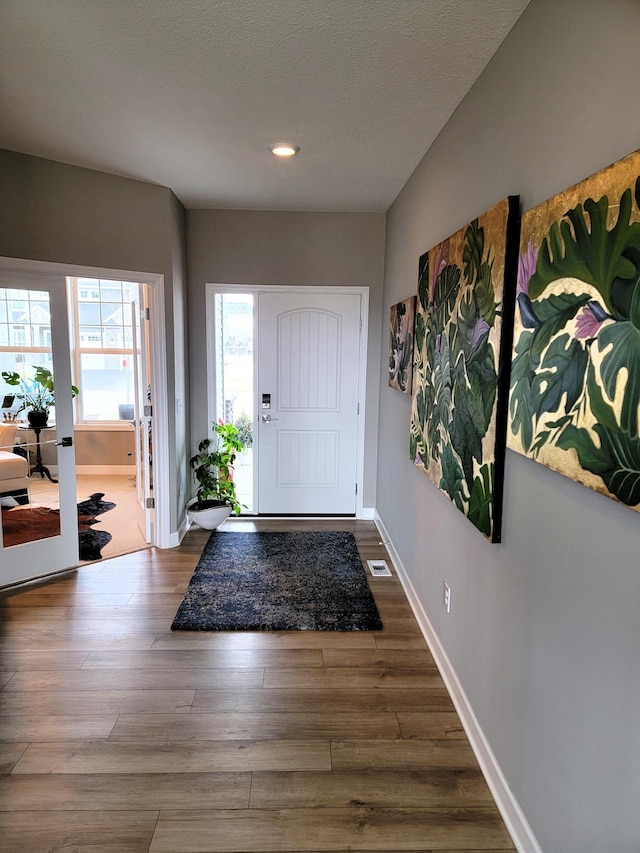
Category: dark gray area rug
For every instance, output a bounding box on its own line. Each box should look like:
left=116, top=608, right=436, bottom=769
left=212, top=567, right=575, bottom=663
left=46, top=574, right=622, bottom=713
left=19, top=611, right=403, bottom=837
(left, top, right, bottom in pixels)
left=171, top=530, right=383, bottom=632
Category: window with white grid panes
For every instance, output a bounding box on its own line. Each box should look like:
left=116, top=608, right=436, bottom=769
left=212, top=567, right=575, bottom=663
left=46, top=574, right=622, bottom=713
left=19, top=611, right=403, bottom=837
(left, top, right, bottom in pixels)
left=71, top=278, right=140, bottom=423
left=0, top=289, right=54, bottom=403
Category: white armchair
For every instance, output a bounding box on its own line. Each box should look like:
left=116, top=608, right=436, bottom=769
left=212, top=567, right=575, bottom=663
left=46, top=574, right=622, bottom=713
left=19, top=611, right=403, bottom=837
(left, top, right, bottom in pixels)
left=0, top=423, right=30, bottom=495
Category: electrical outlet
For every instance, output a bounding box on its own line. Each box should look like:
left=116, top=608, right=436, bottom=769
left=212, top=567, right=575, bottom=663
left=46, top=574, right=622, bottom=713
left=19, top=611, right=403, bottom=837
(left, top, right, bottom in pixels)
left=443, top=582, right=451, bottom=613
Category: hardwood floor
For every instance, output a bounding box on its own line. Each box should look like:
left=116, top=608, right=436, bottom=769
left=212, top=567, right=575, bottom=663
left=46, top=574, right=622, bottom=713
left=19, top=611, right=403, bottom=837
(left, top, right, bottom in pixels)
left=0, top=519, right=515, bottom=852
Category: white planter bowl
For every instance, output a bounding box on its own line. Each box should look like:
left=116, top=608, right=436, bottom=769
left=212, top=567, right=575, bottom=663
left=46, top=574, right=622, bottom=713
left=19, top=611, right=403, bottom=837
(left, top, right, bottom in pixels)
left=186, top=500, right=232, bottom=530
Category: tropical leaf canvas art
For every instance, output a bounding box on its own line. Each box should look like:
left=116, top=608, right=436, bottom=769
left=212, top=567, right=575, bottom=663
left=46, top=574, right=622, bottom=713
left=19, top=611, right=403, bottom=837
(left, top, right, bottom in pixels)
left=409, top=197, right=520, bottom=541
left=508, top=149, right=640, bottom=514
left=389, top=296, right=416, bottom=394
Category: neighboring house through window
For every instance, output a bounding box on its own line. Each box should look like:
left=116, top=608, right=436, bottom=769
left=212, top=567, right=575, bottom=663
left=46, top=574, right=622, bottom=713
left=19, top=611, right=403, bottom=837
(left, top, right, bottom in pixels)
left=0, top=289, right=54, bottom=397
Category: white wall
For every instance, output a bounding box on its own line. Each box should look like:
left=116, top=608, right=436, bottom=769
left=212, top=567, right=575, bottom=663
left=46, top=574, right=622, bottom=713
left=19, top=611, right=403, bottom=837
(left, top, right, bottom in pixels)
left=186, top=209, right=386, bottom=509
left=378, top=1, right=640, bottom=851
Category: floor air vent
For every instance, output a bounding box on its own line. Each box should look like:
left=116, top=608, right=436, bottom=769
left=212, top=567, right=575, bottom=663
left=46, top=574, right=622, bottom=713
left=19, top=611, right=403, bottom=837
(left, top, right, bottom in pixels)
left=367, top=559, right=392, bottom=577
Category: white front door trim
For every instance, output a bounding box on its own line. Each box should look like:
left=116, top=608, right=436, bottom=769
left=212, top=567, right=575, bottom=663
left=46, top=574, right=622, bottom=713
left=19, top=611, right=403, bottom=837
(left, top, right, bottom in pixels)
left=205, top=284, right=369, bottom=518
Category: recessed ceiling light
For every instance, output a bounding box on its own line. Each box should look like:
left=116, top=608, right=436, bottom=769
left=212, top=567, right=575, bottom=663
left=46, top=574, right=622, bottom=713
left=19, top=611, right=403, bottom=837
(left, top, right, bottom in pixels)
left=268, top=143, right=300, bottom=158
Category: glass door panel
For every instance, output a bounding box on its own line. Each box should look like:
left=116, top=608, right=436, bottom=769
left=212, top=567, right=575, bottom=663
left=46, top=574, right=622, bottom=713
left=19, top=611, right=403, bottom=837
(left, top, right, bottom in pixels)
left=0, top=273, right=78, bottom=585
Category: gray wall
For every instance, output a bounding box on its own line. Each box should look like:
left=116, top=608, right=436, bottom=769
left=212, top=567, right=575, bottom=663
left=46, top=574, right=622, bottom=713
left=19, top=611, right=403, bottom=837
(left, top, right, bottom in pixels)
left=169, top=191, right=189, bottom=523
left=378, top=1, right=640, bottom=851
left=74, top=429, right=135, bottom=467
left=187, top=209, right=386, bottom=509
left=0, top=149, right=189, bottom=534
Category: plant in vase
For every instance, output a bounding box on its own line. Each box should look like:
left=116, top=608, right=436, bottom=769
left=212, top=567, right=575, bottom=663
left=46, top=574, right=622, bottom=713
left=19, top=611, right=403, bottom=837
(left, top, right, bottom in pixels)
left=187, top=421, right=245, bottom=529
left=1, top=366, right=79, bottom=427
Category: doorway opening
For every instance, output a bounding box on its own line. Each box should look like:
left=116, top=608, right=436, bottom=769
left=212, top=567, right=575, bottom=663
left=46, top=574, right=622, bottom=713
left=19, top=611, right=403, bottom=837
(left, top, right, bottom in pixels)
left=67, top=275, right=154, bottom=558
left=1, top=269, right=160, bottom=565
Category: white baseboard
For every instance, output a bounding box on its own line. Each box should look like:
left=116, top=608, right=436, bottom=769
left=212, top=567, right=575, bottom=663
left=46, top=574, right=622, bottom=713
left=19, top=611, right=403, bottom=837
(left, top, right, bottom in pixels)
left=374, top=511, right=543, bottom=853
left=175, top=513, right=191, bottom=547
left=154, top=515, right=188, bottom=550
left=76, top=465, right=136, bottom=475
left=164, top=531, right=182, bottom=548
left=360, top=506, right=376, bottom=520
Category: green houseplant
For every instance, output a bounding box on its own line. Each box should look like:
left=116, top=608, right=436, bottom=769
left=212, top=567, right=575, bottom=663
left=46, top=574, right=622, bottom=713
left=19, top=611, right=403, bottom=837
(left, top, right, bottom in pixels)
left=233, top=411, right=253, bottom=448
left=1, top=366, right=79, bottom=427
left=187, top=421, right=245, bottom=529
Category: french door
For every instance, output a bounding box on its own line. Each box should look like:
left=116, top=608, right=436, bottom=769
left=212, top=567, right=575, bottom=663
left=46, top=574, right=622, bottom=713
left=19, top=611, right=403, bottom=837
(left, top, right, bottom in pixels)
left=131, top=284, right=153, bottom=542
left=256, top=290, right=362, bottom=514
left=0, top=271, right=78, bottom=584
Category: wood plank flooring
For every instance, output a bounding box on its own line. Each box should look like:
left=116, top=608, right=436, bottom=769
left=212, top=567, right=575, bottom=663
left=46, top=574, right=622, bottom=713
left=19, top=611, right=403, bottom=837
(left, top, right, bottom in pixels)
left=0, top=518, right=515, bottom=852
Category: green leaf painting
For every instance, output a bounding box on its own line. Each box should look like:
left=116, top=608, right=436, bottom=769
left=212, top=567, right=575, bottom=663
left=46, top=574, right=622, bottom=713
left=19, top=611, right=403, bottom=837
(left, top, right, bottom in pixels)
left=389, top=296, right=416, bottom=395
left=508, top=148, right=640, bottom=514
left=409, top=197, right=519, bottom=542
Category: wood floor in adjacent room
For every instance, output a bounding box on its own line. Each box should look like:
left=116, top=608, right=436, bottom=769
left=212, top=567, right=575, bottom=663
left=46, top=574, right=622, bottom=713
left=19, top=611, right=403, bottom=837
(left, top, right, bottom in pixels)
left=0, top=518, right=515, bottom=853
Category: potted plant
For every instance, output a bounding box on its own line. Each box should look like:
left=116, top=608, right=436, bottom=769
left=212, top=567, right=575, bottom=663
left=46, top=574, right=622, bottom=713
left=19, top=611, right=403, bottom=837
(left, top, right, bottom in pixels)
left=1, top=365, right=79, bottom=427
left=187, top=420, right=245, bottom=529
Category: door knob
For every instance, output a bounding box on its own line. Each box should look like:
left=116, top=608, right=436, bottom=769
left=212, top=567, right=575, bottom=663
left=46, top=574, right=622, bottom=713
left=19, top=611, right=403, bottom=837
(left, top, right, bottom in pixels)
left=261, top=415, right=279, bottom=423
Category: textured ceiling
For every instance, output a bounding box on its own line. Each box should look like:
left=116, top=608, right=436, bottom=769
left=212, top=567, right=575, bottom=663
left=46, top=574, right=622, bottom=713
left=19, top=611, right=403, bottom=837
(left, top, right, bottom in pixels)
left=0, top=0, right=530, bottom=211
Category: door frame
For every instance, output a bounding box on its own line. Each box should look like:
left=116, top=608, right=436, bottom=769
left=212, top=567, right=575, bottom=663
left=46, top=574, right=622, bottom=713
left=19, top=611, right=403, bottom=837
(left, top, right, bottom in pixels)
left=0, top=256, right=171, bottom=551
left=205, top=284, right=370, bottom=518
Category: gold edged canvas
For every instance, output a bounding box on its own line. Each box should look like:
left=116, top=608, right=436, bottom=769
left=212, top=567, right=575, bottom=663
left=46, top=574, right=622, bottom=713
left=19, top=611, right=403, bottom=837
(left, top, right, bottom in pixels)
left=409, top=197, right=520, bottom=541
left=389, top=296, right=416, bottom=395
left=508, top=149, right=640, bottom=514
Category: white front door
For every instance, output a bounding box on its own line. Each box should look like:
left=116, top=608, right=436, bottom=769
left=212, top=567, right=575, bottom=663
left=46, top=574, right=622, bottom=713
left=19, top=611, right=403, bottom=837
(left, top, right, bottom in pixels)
left=257, top=291, right=362, bottom=514
left=0, top=271, right=78, bottom=584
